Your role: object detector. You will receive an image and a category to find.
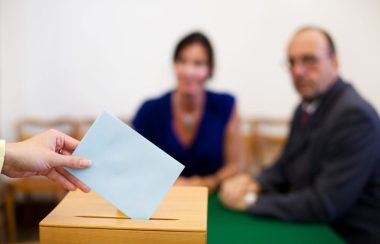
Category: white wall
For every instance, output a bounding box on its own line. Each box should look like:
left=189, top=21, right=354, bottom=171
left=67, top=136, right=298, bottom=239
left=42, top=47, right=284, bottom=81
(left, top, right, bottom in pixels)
left=1, top=0, right=380, bottom=140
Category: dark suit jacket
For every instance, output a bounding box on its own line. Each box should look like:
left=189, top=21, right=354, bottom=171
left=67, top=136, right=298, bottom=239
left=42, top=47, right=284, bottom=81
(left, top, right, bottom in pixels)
left=250, top=78, right=380, bottom=243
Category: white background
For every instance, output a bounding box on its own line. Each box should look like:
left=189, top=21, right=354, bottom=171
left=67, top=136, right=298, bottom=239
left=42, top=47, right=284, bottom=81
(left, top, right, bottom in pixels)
left=1, top=0, right=379, bottom=140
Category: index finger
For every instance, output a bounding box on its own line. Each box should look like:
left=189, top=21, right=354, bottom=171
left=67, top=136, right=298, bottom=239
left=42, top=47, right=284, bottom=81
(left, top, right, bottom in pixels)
left=59, top=131, right=81, bottom=153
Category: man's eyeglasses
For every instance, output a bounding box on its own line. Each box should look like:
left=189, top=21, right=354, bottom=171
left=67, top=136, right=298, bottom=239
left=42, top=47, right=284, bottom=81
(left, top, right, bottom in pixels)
left=286, top=55, right=322, bottom=69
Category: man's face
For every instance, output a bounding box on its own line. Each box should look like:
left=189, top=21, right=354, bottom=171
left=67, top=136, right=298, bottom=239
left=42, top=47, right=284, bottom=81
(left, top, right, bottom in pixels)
left=287, top=30, right=338, bottom=101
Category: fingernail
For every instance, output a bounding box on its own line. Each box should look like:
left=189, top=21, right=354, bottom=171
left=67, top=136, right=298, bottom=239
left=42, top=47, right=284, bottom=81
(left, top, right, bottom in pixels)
left=80, top=159, right=92, bottom=167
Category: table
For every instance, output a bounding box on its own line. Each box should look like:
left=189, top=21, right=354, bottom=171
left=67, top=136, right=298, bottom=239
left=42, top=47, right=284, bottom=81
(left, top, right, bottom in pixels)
left=207, top=194, right=345, bottom=244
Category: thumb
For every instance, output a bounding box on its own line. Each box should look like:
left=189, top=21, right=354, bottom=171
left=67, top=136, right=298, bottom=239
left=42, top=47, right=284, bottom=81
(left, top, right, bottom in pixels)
left=51, top=153, right=92, bottom=169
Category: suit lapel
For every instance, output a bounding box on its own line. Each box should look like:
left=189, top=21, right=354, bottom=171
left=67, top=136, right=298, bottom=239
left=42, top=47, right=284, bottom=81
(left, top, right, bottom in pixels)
left=284, top=79, right=347, bottom=161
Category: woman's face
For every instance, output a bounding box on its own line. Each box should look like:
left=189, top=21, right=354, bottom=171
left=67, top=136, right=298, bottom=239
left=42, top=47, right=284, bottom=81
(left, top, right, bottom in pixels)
left=175, top=43, right=210, bottom=97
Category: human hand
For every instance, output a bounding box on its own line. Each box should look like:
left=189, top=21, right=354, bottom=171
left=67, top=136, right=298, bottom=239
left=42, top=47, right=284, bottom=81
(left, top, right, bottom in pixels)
left=219, top=173, right=259, bottom=211
left=2, top=129, right=91, bottom=192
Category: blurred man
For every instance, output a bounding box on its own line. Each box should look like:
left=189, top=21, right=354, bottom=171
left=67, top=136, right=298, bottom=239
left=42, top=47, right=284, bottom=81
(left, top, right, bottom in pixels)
left=220, top=26, right=380, bottom=243
left=0, top=129, right=91, bottom=192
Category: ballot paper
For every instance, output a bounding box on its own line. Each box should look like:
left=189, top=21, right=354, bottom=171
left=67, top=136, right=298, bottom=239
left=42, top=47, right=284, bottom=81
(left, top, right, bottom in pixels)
left=68, top=111, right=184, bottom=220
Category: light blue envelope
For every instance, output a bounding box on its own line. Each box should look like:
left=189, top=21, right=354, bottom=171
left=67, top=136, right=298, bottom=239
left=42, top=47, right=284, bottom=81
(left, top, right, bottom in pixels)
left=68, top=111, right=184, bottom=220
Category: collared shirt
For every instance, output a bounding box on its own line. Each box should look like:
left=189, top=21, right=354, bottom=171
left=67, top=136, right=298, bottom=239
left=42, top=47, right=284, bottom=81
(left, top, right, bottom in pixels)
left=0, top=140, right=5, bottom=173
left=299, top=100, right=319, bottom=126
left=301, top=100, right=319, bottom=115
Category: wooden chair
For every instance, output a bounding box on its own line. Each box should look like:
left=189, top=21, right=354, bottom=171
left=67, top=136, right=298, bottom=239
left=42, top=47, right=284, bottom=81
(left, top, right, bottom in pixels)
left=251, top=118, right=289, bottom=168
left=16, top=118, right=79, bottom=141
left=240, top=119, right=258, bottom=172
left=242, top=117, right=289, bottom=174
left=4, top=118, right=78, bottom=243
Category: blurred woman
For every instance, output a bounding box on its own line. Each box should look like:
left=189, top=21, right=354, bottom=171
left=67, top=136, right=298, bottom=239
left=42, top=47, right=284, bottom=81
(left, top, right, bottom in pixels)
left=132, top=32, right=242, bottom=193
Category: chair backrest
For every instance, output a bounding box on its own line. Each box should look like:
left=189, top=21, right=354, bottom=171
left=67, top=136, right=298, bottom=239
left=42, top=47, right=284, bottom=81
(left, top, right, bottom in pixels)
left=242, top=117, right=289, bottom=173
left=241, top=119, right=257, bottom=171
left=251, top=118, right=289, bottom=168
left=17, top=118, right=79, bottom=141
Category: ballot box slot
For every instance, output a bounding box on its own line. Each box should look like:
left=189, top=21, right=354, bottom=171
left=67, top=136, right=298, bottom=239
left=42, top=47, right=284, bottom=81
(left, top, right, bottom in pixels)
left=76, top=215, right=178, bottom=221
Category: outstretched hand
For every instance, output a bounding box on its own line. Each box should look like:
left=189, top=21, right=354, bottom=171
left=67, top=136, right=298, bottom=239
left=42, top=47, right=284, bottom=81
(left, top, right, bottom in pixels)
left=2, top=129, right=91, bottom=192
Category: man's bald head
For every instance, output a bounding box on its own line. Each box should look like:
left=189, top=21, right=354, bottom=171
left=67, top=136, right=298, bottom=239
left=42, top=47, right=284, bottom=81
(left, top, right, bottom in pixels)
left=287, top=26, right=339, bottom=102
left=294, top=26, right=336, bottom=56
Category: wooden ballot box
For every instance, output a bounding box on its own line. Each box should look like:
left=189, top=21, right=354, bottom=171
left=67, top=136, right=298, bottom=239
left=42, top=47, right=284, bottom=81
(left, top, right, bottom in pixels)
left=40, top=186, right=208, bottom=244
